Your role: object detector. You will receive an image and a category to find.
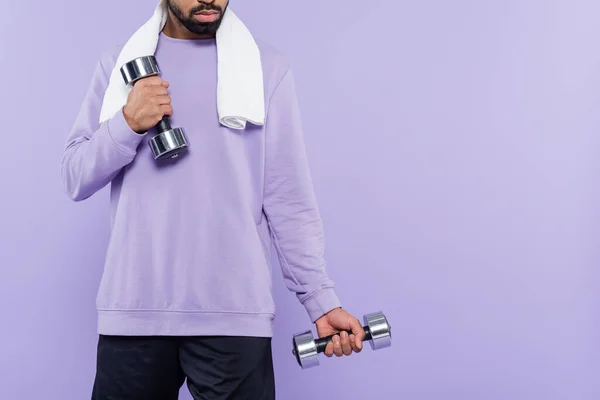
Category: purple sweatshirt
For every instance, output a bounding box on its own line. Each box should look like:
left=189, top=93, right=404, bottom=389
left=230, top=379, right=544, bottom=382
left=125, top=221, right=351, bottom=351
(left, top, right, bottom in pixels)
left=61, top=33, right=342, bottom=337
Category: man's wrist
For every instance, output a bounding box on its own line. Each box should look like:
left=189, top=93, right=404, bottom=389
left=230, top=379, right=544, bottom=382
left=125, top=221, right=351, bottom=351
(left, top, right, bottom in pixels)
left=302, top=287, right=342, bottom=323
left=122, top=106, right=145, bottom=134
left=315, top=306, right=342, bottom=323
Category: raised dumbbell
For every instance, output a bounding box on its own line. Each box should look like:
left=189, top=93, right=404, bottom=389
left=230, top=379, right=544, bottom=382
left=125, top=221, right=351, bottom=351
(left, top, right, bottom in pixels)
left=292, top=311, right=392, bottom=369
left=120, top=55, right=189, bottom=160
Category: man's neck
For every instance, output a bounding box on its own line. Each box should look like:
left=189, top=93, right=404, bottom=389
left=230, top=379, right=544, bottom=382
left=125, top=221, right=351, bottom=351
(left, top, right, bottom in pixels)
left=162, top=14, right=215, bottom=40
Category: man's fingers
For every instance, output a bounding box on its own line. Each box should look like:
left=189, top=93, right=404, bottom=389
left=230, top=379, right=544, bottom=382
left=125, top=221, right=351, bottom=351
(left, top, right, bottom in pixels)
left=340, top=331, right=352, bottom=356
left=139, top=76, right=164, bottom=87
left=332, top=335, right=343, bottom=357
left=349, top=334, right=362, bottom=353
left=155, top=95, right=172, bottom=105
left=350, top=317, right=365, bottom=350
left=149, top=86, right=169, bottom=96
left=160, top=105, right=173, bottom=117
left=324, top=342, right=334, bottom=357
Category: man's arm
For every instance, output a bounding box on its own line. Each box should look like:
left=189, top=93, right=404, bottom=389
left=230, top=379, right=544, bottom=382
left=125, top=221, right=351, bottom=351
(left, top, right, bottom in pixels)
left=61, top=53, right=146, bottom=202
left=262, top=66, right=342, bottom=322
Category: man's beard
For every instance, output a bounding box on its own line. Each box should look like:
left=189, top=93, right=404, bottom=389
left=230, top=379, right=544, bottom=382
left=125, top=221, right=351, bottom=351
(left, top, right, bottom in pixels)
left=167, top=0, right=227, bottom=36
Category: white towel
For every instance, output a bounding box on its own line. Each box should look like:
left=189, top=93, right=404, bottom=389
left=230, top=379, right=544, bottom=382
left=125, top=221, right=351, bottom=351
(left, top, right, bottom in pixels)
left=98, top=0, right=265, bottom=130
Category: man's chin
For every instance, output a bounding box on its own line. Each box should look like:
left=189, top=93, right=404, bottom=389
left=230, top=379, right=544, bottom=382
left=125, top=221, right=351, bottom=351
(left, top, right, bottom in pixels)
left=182, top=16, right=223, bottom=34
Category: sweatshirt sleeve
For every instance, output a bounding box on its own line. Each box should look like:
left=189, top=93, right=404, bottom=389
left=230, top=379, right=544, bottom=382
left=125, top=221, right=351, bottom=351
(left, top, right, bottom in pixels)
left=61, top=52, right=147, bottom=202
left=263, top=66, right=342, bottom=322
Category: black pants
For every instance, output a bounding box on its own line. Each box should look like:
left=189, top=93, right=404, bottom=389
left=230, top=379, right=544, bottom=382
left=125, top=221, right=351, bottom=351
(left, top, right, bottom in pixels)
left=91, top=335, right=275, bottom=400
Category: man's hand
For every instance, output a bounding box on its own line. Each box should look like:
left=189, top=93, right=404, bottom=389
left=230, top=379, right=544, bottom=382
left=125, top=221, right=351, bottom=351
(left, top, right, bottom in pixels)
left=315, top=307, right=365, bottom=357
left=123, top=76, right=172, bottom=134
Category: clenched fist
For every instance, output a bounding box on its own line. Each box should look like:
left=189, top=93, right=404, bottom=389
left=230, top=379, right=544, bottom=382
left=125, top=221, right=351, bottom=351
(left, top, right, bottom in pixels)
left=316, top=307, right=365, bottom=358
left=123, top=76, right=173, bottom=134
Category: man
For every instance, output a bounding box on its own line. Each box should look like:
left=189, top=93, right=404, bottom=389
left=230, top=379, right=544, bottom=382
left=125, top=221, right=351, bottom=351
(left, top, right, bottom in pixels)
left=61, top=0, right=365, bottom=399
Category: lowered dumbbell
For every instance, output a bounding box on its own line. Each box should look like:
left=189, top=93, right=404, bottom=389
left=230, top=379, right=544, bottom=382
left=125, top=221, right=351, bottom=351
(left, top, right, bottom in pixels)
left=292, top=311, right=392, bottom=369
left=120, top=55, right=189, bottom=160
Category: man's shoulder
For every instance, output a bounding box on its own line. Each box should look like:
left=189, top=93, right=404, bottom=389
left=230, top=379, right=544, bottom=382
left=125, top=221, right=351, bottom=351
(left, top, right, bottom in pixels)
left=254, top=39, right=296, bottom=99
left=255, top=39, right=288, bottom=64
left=255, top=39, right=292, bottom=79
left=97, top=41, right=126, bottom=71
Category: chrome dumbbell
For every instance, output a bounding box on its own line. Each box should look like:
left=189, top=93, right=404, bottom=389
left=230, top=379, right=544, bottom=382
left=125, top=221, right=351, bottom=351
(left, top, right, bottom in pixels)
left=292, top=311, right=392, bottom=369
left=120, top=55, right=189, bottom=160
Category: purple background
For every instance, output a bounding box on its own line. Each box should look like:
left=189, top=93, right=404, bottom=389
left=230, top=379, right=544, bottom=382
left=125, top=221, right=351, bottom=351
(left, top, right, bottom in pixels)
left=1, top=0, right=599, bottom=399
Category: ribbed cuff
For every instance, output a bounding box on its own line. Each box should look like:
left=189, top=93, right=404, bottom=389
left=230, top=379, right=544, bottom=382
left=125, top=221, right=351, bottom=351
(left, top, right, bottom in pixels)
left=302, top=287, right=342, bottom=322
left=106, top=108, right=147, bottom=156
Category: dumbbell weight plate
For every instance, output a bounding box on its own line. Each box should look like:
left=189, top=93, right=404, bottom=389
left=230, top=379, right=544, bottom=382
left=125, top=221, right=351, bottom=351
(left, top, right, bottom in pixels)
left=120, top=56, right=161, bottom=86
left=292, top=330, right=320, bottom=369
left=149, top=127, right=189, bottom=160
left=364, top=311, right=392, bottom=350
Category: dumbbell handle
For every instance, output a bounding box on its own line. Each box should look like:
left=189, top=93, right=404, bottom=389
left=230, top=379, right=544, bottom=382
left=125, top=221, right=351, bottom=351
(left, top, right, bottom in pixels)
left=314, top=326, right=373, bottom=354
left=156, top=116, right=172, bottom=133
